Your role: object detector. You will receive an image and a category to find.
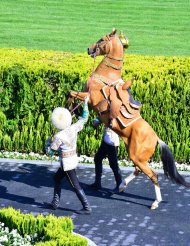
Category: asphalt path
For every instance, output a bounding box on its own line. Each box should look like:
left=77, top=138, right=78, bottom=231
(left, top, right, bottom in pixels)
left=0, top=158, right=190, bottom=246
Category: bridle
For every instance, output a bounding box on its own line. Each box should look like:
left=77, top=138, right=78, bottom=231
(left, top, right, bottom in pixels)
left=107, top=54, right=123, bottom=61
left=68, top=34, right=124, bottom=113
left=95, top=35, right=124, bottom=70
left=95, top=35, right=111, bottom=55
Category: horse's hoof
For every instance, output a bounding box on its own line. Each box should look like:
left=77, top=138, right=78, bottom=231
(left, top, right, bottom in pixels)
left=151, top=204, right=158, bottom=210
left=119, top=182, right=127, bottom=193
left=151, top=201, right=159, bottom=210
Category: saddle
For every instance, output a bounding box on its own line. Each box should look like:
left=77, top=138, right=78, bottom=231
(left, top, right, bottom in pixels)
left=93, top=79, right=141, bottom=128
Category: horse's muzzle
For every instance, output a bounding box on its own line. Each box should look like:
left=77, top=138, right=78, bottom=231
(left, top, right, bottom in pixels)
left=87, top=48, right=95, bottom=55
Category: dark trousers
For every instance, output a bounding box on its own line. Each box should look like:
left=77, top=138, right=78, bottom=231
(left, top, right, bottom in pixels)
left=54, top=167, right=81, bottom=191
left=53, top=166, right=90, bottom=210
left=94, top=141, right=122, bottom=187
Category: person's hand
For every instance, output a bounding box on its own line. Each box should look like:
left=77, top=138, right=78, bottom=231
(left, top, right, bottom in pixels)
left=93, top=118, right=100, bottom=128
left=84, top=95, right=89, bottom=104
left=93, top=121, right=99, bottom=129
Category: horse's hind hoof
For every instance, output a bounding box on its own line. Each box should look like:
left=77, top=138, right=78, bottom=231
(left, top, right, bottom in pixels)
left=151, top=201, right=159, bottom=210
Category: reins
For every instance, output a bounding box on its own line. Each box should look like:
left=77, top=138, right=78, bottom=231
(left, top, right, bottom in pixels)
left=70, top=100, right=84, bottom=114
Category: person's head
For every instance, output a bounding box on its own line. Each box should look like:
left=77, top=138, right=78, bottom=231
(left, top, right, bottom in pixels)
left=51, top=107, right=72, bottom=130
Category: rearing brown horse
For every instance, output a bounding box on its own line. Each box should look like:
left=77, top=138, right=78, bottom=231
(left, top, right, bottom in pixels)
left=70, top=28, right=190, bottom=209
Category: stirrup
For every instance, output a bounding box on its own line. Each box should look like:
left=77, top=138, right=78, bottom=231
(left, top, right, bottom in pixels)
left=127, top=88, right=141, bottom=107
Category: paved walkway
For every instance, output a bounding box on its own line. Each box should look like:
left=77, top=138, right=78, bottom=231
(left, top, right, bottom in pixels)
left=0, top=158, right=190, bottom=246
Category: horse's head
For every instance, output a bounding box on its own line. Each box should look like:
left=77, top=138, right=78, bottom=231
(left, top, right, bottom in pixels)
left=87, top=28, right=129, bottom=58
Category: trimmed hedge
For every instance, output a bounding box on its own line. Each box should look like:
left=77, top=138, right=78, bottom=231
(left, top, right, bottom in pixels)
left=0, top=48, right=189, bottom=162
left=0, top=207, right=87, bottom=245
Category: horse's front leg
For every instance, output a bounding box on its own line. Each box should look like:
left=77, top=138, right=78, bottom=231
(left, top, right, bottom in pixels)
left=119, top=168, right=141, bottom=192
left=70, top=91, right=90, bottom=102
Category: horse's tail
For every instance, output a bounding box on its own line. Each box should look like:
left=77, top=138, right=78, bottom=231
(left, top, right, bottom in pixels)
left=158, top=139, right=190, bottom=188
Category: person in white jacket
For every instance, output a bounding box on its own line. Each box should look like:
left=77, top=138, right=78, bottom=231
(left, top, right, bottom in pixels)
left=46, top=97, right=91, bottom=214
left=91, top=117, right=122, bottom=193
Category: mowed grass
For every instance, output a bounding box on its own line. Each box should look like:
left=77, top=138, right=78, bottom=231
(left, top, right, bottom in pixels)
left=0, top=0, right=190, bottom=56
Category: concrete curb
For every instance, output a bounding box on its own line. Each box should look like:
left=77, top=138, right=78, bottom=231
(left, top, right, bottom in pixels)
left=73, top=232, right=97, bottom=246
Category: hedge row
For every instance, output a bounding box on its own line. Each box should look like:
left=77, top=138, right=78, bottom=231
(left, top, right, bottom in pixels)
left=0, top=48, right=189, bottom=162
left=0, top=207, right=87, bottom=245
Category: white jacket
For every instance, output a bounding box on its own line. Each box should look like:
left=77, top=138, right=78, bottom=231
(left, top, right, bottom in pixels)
left=103, top=127, right=119, bottom=147
left=51, top=117, right=88, bottom=171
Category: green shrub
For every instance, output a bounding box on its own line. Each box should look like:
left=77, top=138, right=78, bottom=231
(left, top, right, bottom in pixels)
left=0, top=207, right=87, bottom=246
left=0, top=48, right=189, bottom=162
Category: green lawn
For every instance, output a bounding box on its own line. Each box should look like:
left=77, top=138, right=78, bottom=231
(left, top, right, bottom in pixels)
left=0, top=0, right=190, bottom=56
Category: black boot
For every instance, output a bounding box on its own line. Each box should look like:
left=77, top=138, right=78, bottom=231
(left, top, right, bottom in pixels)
left=51, top=183, right=61, bottom=210
left=112, top=169, right=122, bottom=193
left=75, top=189, right=92, bottom=215
left=90, top=172, right=102, bottom=190
left=90, top=177, right=102, bottom=190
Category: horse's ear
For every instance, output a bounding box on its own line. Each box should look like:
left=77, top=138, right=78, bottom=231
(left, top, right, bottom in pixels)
left=110, top=28, right=117, bottom=36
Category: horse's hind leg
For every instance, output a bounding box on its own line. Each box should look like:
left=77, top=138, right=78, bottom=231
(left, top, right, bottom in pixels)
left=151, top=182, right=162, bottom=210
left=126, top=127, right=162, bottom=209
left=132, top=160, right=162, bottom=209
left=119, top=163, right=162, bottom=209
left=119, top=168, right=141, bottom=192
left=121, top=123, right=162, bottom=208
